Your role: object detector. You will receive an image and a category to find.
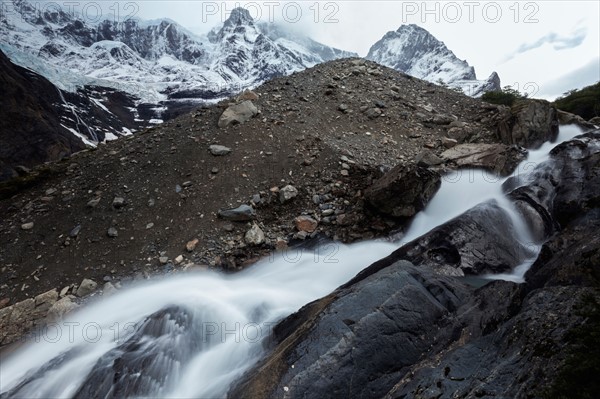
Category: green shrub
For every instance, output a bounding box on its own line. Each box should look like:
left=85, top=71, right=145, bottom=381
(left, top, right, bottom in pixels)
left=553, top=82, right=600, bottom=120
left=481, top=86, right=525, bottom=106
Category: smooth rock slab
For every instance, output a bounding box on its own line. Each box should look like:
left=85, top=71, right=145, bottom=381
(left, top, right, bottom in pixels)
left=441, top=143, right=526, bottom=176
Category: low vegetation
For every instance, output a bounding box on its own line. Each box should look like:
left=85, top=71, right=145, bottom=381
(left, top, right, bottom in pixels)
left=553, top=82, right=600, bottom=120
left=481, top=85, right=527, bottom=106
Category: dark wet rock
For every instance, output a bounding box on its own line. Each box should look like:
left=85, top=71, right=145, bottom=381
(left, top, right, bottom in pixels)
left=506, top=130, right=600, bottom=237
left=217, top=204, right=256, bottom=222
left=73, top=306, right=204, bottom=398
left=441, top=143, right=527, bottom=176
left=393, top=201, right=533, bottom=276
left=69, top=224, right=81, bottom=237
left=497, top=99, right=559, bottom=149
left=364, top=163, right=441, bottom=218
left=231, top=261, right=472, bottom=399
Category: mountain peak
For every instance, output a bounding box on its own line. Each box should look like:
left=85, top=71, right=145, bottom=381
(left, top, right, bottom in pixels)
left=367, top=24, right=500, bottom=96
left=224, top=7, right=255, bottom=27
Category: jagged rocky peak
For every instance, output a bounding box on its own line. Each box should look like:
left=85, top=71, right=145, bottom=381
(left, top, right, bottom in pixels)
left=367, top=23, right=500, bottom=96
left=224, top=7, right=255, bottom=27
left=213, top=7, right=260, bottom=42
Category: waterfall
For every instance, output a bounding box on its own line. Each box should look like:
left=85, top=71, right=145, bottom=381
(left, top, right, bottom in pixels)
left=0, top=125, right=584, bottom=398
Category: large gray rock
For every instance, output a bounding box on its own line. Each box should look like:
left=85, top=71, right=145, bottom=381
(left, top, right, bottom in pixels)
left=441, top=143, right=526, bottom=176
left=497, top=99, right=559, bottom=149
left=364, top=164, right=441, bottom=218
left=217, top=101, right=258, bottom=128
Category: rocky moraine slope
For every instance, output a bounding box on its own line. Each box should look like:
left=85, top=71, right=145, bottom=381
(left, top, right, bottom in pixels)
left=1, top=57, right=599, bottom=397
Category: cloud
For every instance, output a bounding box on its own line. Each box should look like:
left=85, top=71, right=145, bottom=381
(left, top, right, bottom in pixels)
left=503, top=27, right=587, bottom=62
left=536, top=57, right=600, bottom=100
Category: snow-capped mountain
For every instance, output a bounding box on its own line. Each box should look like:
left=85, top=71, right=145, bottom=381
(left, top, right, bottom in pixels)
left=1, top=3, right=355, bottom=102
left=367, top=24, right=500, bottom=96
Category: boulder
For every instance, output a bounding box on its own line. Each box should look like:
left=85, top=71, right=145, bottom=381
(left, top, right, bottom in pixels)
left=47, top=296, right=79, bottom=322
left=236, top=90, right=259, bottom=102
left=497, top=99, right=559, bottom=149
left=76, top=278, right=98, bottom=297
left=218, top=204, right=255, bottom=222
left=217, top=101, right=258, bottom=128
left=441, top=143, right=527, bottom=176
left=245, top=224, right=265, bottom=245
left=279, top=185, right=298, bottom=204
left=364, top=164, right=441, bottom=218
left=294, top=216, right=318, bottom=233
left=209, top=145, right=232, bottom=156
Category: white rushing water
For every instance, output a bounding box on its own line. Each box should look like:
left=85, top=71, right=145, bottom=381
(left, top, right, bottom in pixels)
left=0, top=125, right=585, bottom=398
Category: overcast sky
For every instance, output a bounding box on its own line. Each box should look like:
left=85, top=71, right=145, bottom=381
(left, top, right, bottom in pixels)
left=119, top=1, right=598, bottom=99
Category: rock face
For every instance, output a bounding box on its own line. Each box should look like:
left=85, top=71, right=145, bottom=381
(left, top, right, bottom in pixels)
left=364, top=164, right=441, bottom=218
left=441, top=143, right=527, bottom=176
left=217, top=101, right=258, bottom=128
left=497, top=99, right=559, bottom=148
left=230, top=131, right=600, bottom=398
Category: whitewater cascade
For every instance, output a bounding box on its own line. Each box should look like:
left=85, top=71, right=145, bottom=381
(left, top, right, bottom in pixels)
left=0, top=125, right=584, bottom=398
